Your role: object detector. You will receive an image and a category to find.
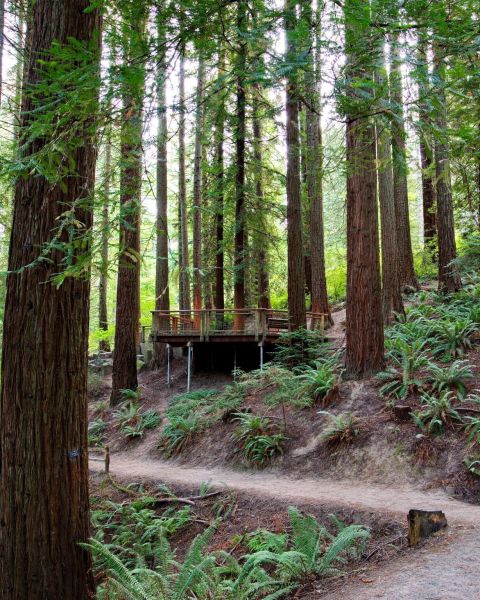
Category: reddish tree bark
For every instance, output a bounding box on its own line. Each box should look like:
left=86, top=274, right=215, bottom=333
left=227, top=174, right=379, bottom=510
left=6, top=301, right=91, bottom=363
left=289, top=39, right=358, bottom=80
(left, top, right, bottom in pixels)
left=214, top=49, right=225, bottom=325
left=416, top=33, right=437, bottom=250
left=303, top=0, right=332, bottom=327
left=285, top=0, right=306, bottom=330
left=233, top=0, right=247, bottom=330
left=432, top=29, right=461, bottom=292
left=344, top=0, right=384, bottom=376
left=0, top=1, right=101, bottom=597
left=390, top=31, right=419, bottom=291
left=152, top=3, right=170, bottom=368
left=111, top=4, right=147, bottom=404
left=192, top=55, right=205, bottom=327
left=178, top=39, right=191, bottom=315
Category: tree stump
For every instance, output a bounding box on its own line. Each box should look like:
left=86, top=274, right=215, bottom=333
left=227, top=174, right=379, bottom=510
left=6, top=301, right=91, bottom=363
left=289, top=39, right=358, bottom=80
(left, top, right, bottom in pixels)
left=408, top=509, right=447, bottom=546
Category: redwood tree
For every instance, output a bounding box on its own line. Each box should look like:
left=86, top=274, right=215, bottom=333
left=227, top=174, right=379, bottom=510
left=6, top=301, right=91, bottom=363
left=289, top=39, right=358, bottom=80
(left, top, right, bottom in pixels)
left=0, top=0, right=101, bottom=596
left=233, top=0, right=247, bottom=330
left=344, top=0, right=384, bottom=376
left=153, top=2, right=170, bottom=367
left=432, top=15, right=461, bottom=292
left=111, top=1, right=147, bottom=404
left=285, top=0, right=306, bottom=330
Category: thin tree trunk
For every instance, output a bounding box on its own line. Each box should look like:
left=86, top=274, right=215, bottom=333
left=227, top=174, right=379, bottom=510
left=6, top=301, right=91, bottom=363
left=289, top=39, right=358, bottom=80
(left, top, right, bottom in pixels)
left=285, top=0, right=306, bottom=330
left=252, top=83, right=270, bottom=309
left=416, top=32, right=437, bottom=252
left=178, top=40, right=191, bottom=315
left=374, top=24, right=404, bottom=323
left=432, top=28, right=461, bottom=292
left=0, top=1, right=101, bottom=596
left=111, top=7, right=147, bottom=404
left=304, top=0, right=332, bottom=327
left=99, top=125, right=112, bottom=352
left=234, top=0, right=247, bottom=330
left=214, top=50, right=225, bottom=326
left=344, top=0, right=384, bottom=377
left=390, top=30, right=419, bottom=291
left=192, top=55, right=205, bottom=327
left=153, top=3, right=170, bottom=368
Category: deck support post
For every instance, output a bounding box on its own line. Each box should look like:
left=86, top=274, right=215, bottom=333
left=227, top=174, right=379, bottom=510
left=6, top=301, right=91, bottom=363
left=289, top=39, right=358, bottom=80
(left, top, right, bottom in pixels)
left=166, top=343, right=171, bottom=387
left=187, top=343, right=193, bottom=392
left=233, top=346, right=237, bottom=378
left=259, top=342, right=264, bottom=371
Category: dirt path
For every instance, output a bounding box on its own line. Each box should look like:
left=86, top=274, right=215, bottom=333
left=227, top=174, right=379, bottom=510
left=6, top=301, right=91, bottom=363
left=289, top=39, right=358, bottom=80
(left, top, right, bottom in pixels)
left=90, top=455, right=480, bottom=598
left=90, top=454, right=480, bottom=526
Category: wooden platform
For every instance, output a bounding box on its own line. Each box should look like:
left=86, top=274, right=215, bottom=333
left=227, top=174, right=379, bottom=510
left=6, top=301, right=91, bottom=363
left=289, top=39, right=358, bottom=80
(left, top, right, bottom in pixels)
left=150, top=308, right=325, bottom=347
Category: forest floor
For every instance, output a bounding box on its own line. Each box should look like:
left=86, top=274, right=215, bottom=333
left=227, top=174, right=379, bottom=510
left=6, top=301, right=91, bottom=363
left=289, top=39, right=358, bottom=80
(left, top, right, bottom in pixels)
left=90, top=455, right=480, bottom=598
left=88, top=296, right=480, bottom=598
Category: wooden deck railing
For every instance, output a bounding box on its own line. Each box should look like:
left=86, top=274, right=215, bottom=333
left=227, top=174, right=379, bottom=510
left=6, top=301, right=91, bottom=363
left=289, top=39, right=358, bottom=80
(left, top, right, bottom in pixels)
left=151, top=308, right=325, bottom=342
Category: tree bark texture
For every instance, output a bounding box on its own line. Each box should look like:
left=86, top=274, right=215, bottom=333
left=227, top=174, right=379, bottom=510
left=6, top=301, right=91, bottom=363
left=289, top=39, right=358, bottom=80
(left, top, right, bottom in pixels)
left=304, top=0, right=332, bottom=327
left=390, top=32, right=419, bottom=291
left=0, top=1, right=101, bottom=597
left=285, top=0, right=306, bottom=330
left=214, top=50, right=225, bottom=325
left=432, top=33, right=461, bottom=292
left=192, top=56, right=205, bottom=327
left=99, top=126, right=112, bottom=352
left=233, top=0, right=247, bottom=330
left=178, top=42, right=191, bottom=315
left=374, top=36, right=404, bottom=323
left=344, top=0, right=384, bottom=376
left=416, top=34, right=437, bottom=250
left=111, top=5, right=147, bottom=404
left=153, top=4, right=170, bottom=368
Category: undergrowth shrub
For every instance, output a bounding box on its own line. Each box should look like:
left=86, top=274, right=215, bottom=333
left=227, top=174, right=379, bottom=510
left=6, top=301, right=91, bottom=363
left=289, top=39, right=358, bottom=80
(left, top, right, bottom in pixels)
left=411, top=392, right=462, bottom=434
left=114, top=401, right=161, bottom=439
left=86, top=497, right=371, bottom=600
left=272, top=328, right=330, bottom=368
left=232, top=412, right=287, bottom=467
left=319, top=412, right=361, bottom=446
left=88, top=418, right=107, bottom=447
left=426, top=360, right=473, bottom=399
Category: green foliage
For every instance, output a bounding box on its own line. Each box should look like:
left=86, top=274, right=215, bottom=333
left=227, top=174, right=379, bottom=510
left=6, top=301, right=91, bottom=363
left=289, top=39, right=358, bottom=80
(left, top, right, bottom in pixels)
left=411, top=392, right=462, bottom=435
left=463, top=456, right=480, bottom=477
left=319, top=412, right=360, bottom=446
left=272, top=328, right=330, bottom=368
left=232, top=412, right=287, bottom=467
left=426, top=360, right=473, bottom=399
left=114, top=401, right=161, bottom=439
left=464, top=417, right=480, bottom=447
left=377, top=340, right=428, bottom=400
left=158, top=415, right=204, bottom=456
left=88, top=418, right=107, bottom=447
left=88, top=371, right=105, bottom=397
left=432, top=320, right=478, bottom=359
left=293, top=360, right=339, bottom=404
left=244, top=530, right=289, bottom=554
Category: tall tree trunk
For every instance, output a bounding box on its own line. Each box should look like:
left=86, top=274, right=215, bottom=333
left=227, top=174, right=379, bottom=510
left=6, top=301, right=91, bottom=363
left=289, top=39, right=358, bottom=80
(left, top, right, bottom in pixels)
left=111, top=4, right=147, bottom=404
left=233, top=0, right=247, bottom=330
left=0, top=1, right=101, bottom=596
left=432, top=25, right=461, bottom=292
left=252, top=83, right=270, bottom=309
left=416, top=33, right=437, bottom=251
left=214, top=50, right=225, bottom=325
left=373, top=19, right=404, bottom=323
left=192, top=55, right=205, bottom=327
left=178, top=39, right=191, bottom=315
left=99, top=124, right=112, bottom=352
left=390, top=30, right=419, bottom=291
left=344, top=0, right=384, bottom=376
left=153, top=3, right=170, bottom=368
left=285, top=0, right=306, bottom=331
left=304, top=0, right=332, bottom=327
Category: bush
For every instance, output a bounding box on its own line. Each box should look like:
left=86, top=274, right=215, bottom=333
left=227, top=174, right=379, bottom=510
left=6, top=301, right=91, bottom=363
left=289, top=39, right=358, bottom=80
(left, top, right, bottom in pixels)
left=319, top=412, right=360, bottom=446
left=88, top=419, right=107, bottom=447
left=411, top=392, right=462, bottom=434
left=232, top=412, right=287, bottom=467
left=114, top=401, right=161, bottom=439
left=273, top=328, right=330, bottom=368
left=426, top=360, right=473, bottom=399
